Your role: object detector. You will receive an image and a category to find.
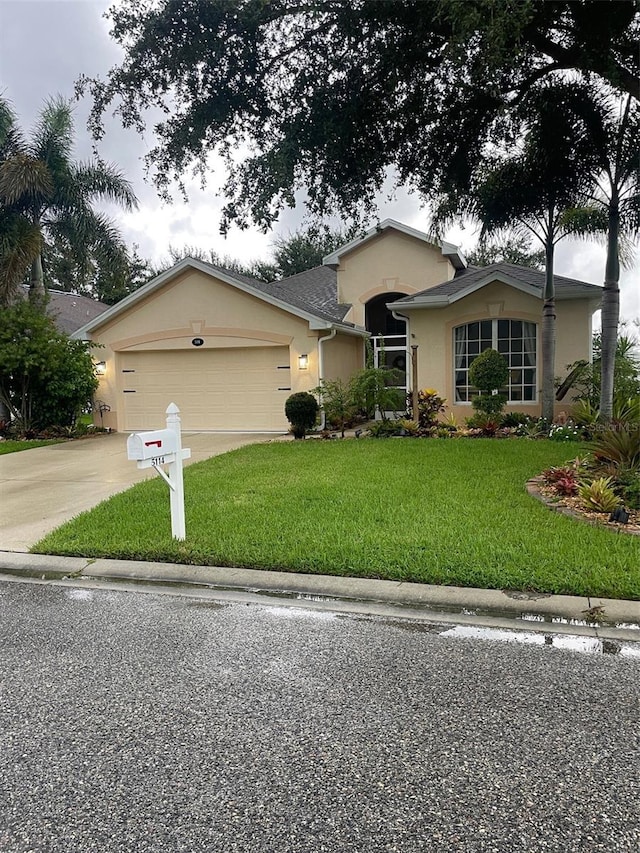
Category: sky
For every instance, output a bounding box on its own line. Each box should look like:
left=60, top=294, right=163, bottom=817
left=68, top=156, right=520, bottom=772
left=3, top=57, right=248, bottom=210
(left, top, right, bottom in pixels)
left=0, top=0, right=638, bottom=323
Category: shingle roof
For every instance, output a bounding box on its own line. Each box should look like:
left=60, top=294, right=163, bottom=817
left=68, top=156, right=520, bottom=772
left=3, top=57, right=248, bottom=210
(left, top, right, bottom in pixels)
left=251, top=266, right=350, bottom=324
left=18, top=286, right=109, bottom=334
left=394, top=262, right=602, bottom=305
left=194, top=261, right=354, bottom=327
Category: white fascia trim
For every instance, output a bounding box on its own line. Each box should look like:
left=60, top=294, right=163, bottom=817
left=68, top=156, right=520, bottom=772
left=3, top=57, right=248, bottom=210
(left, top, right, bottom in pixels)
left=327, top=323, right=370, bottom=338
left=322, top=218, right=466, bottom=269
left=71, top=257, right=340, bottom=340
left=555, top=288, right=603, bottom=301
left=440, top=240, right=467, bottom=270
left=393, top=273, right=542, bottom=309
left=71, top=258, right=199, bottom=339
left=446, top=274, right=541, bottom=302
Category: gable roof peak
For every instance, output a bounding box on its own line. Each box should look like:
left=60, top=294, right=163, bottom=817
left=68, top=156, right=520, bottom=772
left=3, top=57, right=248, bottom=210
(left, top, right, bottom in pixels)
left=322, top=219, right=467, bottom=270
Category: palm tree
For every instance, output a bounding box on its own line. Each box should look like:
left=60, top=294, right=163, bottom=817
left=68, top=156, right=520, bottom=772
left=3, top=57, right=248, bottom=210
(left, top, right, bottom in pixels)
left=435, top=84, right=601, bottom=422
left=0, top=95, right=137, bottom=305
left=575, top=92, right=640, bottom=420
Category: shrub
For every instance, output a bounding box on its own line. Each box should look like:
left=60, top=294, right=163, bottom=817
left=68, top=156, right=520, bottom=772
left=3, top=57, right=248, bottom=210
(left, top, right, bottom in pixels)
left=501, top=411, right=531, bottom=428
left=469, top=348, right=509, bottom=419
left=0, top=300, right=98, bottom=434
left=396, top=418, right=420, bottom=436
left=516, top=417, right=549, bottom=438
left=616, top=471, right=640, bottom=510
left=548, top=422, right=582, bottom=442
left=563, top=329, right=640, bottom=411
left=468, top=347, right=509, bottom=392
left=579, top=477, right=621, bottom=513
left=590, top=428, right=640, bottom=472
left=407, top=388, right=446, bottom=428
left=313, top=378, right=357, bottom=437
left=350, top=366, right=405, bottom=420
left=542, top=465, right=578, bottom=485
left=284, top=392, right=319, bottom=439
left=367, top=418, right=406, bottom=438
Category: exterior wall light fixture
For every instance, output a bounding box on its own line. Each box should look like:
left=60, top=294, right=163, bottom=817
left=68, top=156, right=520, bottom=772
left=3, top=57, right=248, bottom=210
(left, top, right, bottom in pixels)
left=95, top=361, right=107, bottom=376
left=298, top=354, right=309, bottom=370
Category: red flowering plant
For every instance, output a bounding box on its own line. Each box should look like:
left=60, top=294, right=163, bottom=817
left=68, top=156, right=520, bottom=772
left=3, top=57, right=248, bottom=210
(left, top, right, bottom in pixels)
left=407, top=388, right=446, bottom=430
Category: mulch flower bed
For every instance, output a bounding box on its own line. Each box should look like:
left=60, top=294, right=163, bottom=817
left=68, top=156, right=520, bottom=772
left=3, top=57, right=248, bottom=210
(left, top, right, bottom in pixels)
left=527, top=477, right=640, bottom=536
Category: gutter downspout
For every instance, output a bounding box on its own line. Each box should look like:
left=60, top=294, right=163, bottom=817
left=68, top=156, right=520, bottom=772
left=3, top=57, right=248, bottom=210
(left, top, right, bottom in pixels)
left=317, top=327, right=337, bottom=429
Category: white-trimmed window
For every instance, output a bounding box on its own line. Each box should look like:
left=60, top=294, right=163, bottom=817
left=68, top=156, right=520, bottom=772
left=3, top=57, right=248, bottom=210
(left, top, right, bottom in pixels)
left=454, top=319, right=537, bottom=403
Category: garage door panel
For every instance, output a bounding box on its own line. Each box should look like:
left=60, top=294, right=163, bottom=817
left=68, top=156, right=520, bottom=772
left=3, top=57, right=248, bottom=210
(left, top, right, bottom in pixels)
left=120, top=348, right=291, bottom=431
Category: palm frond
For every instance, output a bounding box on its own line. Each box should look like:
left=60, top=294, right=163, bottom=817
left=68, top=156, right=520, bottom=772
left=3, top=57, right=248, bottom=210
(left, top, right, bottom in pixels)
left=0, top=212, right=41, bottom=304
left=0, top=95, right=25, bottom=158
left=558, top=205, right=608, bottom=238
left=0, top=154, right=53, bottom=206
left=620, top=190, right=640, bottom=236
left=29, top=96, right=75, bottom=170
left=73, top=159, right=138, bottom=210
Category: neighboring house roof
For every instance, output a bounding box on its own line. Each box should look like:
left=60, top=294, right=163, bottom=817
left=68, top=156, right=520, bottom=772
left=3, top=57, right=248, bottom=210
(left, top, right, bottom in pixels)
left=17, top=286, right=109, bottom=334
left=71, top=257, right=367, bottom=340
left=392, top=263, right=603, bottom=308
left=323, top=218, right=467, bottom=270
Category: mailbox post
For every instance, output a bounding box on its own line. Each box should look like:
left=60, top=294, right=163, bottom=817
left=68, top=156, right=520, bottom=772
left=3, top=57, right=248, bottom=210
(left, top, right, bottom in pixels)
left=126, top=403, right=191, bottom=540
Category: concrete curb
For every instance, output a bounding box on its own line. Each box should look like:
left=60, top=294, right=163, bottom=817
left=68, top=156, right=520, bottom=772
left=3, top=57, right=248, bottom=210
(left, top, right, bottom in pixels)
left=2, top=551, right=639, bottom=641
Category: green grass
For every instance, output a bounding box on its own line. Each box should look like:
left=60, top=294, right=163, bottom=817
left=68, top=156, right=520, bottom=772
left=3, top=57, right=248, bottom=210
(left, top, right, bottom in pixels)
left=0, top=439, right=63, bottom=454
left=33, top=439, right=640, bottom=599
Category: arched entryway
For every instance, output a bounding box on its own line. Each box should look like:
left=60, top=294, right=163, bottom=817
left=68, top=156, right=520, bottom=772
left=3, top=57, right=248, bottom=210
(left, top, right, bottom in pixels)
left=365, top=292, right=409, bottom=414
left=365, top=292, right=408, bottom=335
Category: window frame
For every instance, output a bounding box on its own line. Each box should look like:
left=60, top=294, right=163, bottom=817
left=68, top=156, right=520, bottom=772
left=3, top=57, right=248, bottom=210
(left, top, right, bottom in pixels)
left=453, top=318, right=538, bottom=405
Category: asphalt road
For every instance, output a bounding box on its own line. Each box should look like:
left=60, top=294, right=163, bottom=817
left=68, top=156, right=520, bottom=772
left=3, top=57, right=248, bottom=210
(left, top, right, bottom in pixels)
left=1, top=581, right=639, bottom=853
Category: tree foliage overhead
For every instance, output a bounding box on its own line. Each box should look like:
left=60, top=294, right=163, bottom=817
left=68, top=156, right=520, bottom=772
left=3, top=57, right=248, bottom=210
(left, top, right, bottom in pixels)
left=155, top=226, right=352, bottom=282
left=79, top=0, right=639, bottom=232
left=466, top=234, right=545, bottom=270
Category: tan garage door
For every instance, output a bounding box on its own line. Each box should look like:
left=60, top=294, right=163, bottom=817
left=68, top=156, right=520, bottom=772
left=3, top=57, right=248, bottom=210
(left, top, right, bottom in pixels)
left=119, top=347, right=291, bottom=431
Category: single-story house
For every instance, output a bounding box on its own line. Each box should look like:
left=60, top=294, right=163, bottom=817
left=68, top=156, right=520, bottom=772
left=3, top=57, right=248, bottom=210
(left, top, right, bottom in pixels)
left=71, top=219, right=602, bottom=432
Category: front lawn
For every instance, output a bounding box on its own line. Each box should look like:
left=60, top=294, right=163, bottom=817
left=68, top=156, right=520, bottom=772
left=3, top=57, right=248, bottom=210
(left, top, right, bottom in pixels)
left=0, top=439, right=63, bottom=455
left=33, top=439, right=640, bottom=599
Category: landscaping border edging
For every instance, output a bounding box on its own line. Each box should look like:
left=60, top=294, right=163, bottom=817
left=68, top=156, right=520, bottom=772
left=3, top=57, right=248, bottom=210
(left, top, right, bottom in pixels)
left=526, top=477, right=640, bottom=536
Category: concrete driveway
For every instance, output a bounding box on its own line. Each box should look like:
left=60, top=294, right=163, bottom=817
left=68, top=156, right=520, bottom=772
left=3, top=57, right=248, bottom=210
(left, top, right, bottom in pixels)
left=0, top=432, right=276, bottom=552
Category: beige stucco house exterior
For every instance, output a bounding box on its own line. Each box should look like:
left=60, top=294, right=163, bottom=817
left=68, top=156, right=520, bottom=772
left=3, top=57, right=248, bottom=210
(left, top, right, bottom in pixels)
left=73, top=220, right=601, bottom=432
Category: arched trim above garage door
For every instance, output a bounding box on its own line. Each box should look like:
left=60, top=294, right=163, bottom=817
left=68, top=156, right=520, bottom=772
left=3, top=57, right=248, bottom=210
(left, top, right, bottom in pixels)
left=111, top=326, right=293, bottom=351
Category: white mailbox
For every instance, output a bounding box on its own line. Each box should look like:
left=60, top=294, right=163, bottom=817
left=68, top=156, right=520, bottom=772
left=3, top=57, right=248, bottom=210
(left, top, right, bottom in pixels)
left=126, top=404, right=191, bottom=541
left=127, top=428, right=178, bottom=463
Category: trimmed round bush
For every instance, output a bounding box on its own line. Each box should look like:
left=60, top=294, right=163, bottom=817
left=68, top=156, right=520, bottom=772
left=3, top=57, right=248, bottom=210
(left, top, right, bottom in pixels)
left=285, top=392, right=319, bottom=438
left=469, top=348, right=509, bottom=392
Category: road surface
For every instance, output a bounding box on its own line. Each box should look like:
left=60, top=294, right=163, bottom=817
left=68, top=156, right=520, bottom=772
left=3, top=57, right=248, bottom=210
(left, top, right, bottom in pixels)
left=0, top=580, right=638, bottom=852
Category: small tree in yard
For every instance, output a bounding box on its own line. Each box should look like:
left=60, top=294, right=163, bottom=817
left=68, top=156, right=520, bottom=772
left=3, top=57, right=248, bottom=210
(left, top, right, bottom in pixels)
left=0, top=300, right=98, bottom=434
left=468, top=349, right=509, bottom=419
left=313, top=378, right=357, bottom=438
left=350, top=367, right=405, bottom=421
left=285, top=392, right=318, bottom=439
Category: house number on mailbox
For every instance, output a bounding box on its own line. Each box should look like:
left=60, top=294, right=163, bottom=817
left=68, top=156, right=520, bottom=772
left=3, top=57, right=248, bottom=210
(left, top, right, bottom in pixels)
left=192, top=337, right=204, bottom=347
